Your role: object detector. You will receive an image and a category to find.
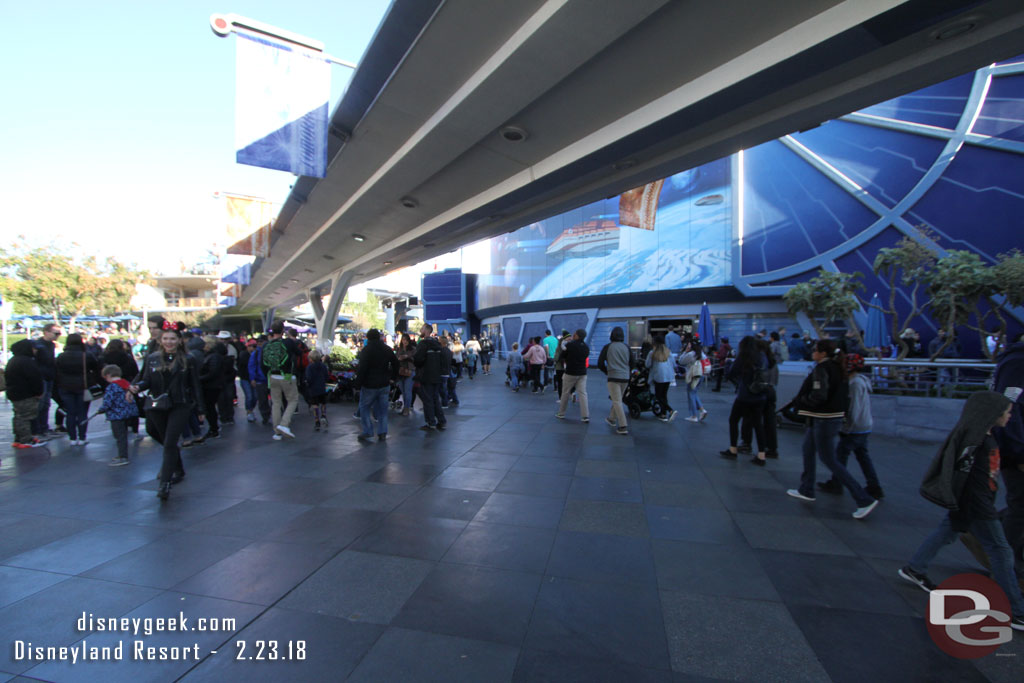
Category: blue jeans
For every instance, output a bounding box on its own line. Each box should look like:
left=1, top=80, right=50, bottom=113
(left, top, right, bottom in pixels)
left=399, top=376, right=414, bottom=410
left=509, top=366, right=519, bottom=390
left=799, top=418, right=873, bottom=506
left=359, top=386, right=390, bottom=436
left=686, top=380, right=704, bottom=418
left=910, top=515, right=1024, bottom=618
left=58, top=389, right=89, bottom=441
left=835, top=432, right=880, bottom=488
left=239, top=379, right=256, bottom=412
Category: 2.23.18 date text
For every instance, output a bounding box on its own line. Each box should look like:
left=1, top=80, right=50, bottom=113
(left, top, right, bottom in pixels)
left=234, top=640, right=306, bottom=660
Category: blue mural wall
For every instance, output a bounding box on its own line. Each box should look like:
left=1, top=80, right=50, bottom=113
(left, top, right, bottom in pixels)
left=474, top=55, right=1024, bottom=343
left=737, top=55, right=1024, bottom=340
left=477, top=159, right=733, bottom=309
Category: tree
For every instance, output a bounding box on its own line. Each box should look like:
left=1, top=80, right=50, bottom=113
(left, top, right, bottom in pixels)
left=926, top=249, right=1024, bottom=360
left=863, top=229, right=939, bottom=359
left=341, top=291, right=385, bottom=331
left=783, top=270, right=864, bottom=339
left=0, top=240, right=149, bottom=329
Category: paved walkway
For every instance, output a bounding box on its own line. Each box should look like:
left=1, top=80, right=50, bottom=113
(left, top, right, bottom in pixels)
left=0, top=372, right=1020, bottom=682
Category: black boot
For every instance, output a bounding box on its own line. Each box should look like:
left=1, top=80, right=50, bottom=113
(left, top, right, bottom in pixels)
left=157, top=482, right=171, bottom=500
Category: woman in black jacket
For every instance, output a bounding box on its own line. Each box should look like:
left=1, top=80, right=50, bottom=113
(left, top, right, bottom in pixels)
left=130, top=326, right=205, bottom=500
left=720, top=336, right=768, bottom=465
left=55, top=333, right=100, bottom=446
left=786, top=339, right=877, bottom=519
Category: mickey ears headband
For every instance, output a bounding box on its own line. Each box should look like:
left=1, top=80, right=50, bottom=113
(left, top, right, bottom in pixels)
left=161, top=321, right=186, bottom=332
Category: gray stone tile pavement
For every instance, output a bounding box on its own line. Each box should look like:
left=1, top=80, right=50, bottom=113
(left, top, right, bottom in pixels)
left=0, top=372, right=1018, bottom=681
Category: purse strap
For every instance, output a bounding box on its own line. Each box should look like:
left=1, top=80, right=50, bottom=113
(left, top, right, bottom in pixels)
left=82, top=350, right=87, bottom=387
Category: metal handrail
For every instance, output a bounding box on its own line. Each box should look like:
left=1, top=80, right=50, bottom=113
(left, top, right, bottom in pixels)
left=864, top=358, right=994, bottom=369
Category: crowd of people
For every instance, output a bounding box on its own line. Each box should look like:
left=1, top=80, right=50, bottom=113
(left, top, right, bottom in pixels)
left=4, top=316, right=1024, bottom=627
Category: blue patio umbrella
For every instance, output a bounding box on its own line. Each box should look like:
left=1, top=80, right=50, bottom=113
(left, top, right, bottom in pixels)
left=696, top=302, right=715, bottom=348
left=863, top=293, right=887, bottom=350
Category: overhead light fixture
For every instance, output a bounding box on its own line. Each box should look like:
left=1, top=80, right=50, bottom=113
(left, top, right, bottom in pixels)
left=423, top=242, right=435, bottom=248
left=383, top=261, right=393, bottom=266
left=352, top=234, right=365, bottom=242
left=400, top=196, right=419, bottom=209
left=323, top=254, right=335, bottom=260
left=289, top=278, right=300, bottom=283
left=614, top=158, right=638, bottom=171
left=500, top=125, right=528, bottom=142
left=930, top=16, right=981, bottom=41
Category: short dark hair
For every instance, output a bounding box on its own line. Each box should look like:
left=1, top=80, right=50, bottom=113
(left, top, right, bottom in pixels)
left=421, top=323, right=433, bottom=333
left=367, top=328, right=381, bottom=341
left=575, top=328, right=586, bottom=341
left=270, top=322, right=285, bottom=335
left=545, top=329, right=551, bottom=335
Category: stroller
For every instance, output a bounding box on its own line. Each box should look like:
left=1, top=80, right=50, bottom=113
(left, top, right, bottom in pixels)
left=622, top=366, right=665, bottom=419
left=389, top=382, right=405, bottom=411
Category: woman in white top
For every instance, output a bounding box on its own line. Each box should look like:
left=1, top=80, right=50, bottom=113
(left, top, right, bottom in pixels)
left=645, top=335, right=677, bottom=423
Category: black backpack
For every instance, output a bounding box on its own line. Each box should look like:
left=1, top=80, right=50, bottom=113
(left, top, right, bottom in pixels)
left=748, top=366, right=768, bottom=394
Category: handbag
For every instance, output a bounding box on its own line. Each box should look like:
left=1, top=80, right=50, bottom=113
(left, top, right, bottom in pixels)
left=147, top=393, right=172, bottom=411
left=81, top=352, right=94, bottom=402
left=399, top=366, right=413, bottom=377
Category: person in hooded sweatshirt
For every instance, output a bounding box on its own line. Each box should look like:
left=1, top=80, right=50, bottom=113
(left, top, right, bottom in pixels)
left=899, top=391, right=1024, bottom=631
left=5, top=339, right=44, bottom=448
left=993, top=332, right=1024, bottom=576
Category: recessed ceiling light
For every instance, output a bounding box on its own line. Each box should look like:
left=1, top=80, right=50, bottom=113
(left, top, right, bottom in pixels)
left=383, top=261, right=393, bottom=266
left=289, top=278, right=300, bottom=283
left=323, top=254, right=335, bottom=260
left=500, top=125, right=528, bottom=142
left=614, top=158, right=638, bottom=171
left=423, top=242, right=435, bottom=248
left=400, top=197, right=418, bottom=209
left=352, top=234, right=365, bottom=242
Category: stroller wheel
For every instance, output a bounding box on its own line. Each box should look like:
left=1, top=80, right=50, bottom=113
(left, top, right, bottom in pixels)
left=628, top=403, right=641, bottom=420
left=651, top=400, right=664, bottom=417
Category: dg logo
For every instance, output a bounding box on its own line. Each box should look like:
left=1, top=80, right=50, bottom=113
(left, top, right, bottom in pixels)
left=927, top=573, right=1013, bottom=659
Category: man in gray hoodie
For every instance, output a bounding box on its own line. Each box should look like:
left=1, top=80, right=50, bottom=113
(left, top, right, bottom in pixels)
left=598, top=326, right=631, bottom=435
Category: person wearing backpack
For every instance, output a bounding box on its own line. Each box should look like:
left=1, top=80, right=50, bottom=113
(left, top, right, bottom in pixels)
left=720, top=336, right=768, bottom=464
left=262, top=322, right=299, bottom=439
left=786, top=339, right=879, bottom=520
left=479, top=333, right=493, bottom=375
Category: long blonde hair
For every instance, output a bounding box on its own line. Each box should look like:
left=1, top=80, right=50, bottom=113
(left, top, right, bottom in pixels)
left=651, top=336, right=670, bottom=363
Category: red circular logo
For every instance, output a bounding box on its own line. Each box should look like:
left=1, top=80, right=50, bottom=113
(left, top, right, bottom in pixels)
left=926, top=573, right=1012, bottom=659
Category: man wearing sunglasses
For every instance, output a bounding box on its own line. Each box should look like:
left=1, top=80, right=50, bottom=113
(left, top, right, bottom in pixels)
left=32, top=323, right=62, bottom=436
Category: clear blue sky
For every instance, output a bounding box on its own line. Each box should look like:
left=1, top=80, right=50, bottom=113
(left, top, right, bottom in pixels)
left=0, top=0, right=391, bottom=273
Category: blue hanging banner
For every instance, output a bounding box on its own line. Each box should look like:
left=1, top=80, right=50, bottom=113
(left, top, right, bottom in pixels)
left=221, top=264, right=252, bottom=286
left=235, top=32, right=329, bottom=178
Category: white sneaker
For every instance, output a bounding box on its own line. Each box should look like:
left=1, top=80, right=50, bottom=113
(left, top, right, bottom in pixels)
left=699, top=409, right=708, bottom=422
left=272, top=434, right=283, bottom=441
left=786, top=489, right=816, bottom=502
left=685, top=416, right=700, bottom=422
left=667, top=410, right=678, bottom=423
left=853, top=500, right=879, bottom=520
left=277, top=425, right=295, bottom=439
left=605, top=417, right=617, bottom=428
left=246, top=412, right=256, bottom=423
